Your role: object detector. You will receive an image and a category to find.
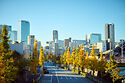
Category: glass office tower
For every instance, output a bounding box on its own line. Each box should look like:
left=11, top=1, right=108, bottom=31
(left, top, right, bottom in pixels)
left=18, top=20, right=30, bottom=45
left=52, top=30, right=58, bottom=42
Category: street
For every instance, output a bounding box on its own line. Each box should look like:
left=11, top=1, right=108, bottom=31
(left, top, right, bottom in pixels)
left=40, top=62, right=93, bottom=83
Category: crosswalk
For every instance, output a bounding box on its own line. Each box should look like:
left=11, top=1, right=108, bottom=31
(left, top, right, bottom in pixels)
left=58, top=76, right=83, bottom=80
left=44, top=74, right=84, bottom=80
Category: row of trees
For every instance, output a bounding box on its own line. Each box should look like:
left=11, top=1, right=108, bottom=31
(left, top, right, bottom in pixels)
left=27, top=32, right=46, bottom=83
left=0, top=25, right=46, bottom=83
left=24, top=34, right=46, bottom=81
left=0, top=25, right=29, bottom=83
left=51, top=43, right=123, bottom=83
left=60, top=44, right=106, bottom=76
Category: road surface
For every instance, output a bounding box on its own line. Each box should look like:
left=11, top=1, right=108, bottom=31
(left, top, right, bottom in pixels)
left=40, top=62, right=93, bottom=83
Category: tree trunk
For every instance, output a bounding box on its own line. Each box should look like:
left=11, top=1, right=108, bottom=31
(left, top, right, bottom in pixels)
left=101, top=72, right=102, bottom=83
left=82, top=67, right=83, bottom=73
left=93, top=69, right=94, bottom=80
left=93, top=69, right=94, bottom=76
left=73, top=65, right=75, bottom=70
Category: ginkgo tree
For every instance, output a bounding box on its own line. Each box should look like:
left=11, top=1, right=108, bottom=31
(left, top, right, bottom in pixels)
left=106, top=52, right=123, bottom=83
left=111, top=68, right=123, bottom=83
left=85, top=51, right=90, bottom=73
left=0, top=25, right=18, bottom=83
left=60, top=54, right=63, bottom=66
left=0, top=55, right=5, bottom=83
left=30, top=40, right=39, bottom=75
left=106, top=52, right=117, bottom=74
left=46, top=55, right=49, bottom=63
left=78, top=43, right=85, bottom=73
left=39, top=46, right=45, bottom=67
left=72, top=47, right=76, bottom=70
left=75, top=45, right=80, bottom=71
left=89, top=46, right=98, bottom=76
left=66, top=48, right=72, bottom=70
left=58, top=42, right=123, bottom=83
left=63, top=49, right=68, bottom=68
left=97, top=50, right=107, bottom=81
left=0, top=31, right=5, bottom=83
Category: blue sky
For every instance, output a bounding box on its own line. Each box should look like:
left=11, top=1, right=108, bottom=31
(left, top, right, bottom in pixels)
left=0, top=0, right=125, bottom=46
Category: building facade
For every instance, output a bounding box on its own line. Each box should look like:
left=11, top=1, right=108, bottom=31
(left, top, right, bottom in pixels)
left=105, top=23, right=115, bottom=49
left=27, top=35, right=35, bottom=56
left=86, top=33, right=101, bottom=45
left=54, top=42, right=59, bottom=55
left=27, top=35, right=35, bottom=47
left=9, top=43, right=23, bottom=54
left=52, top=30, right=58, bottom=42
left=64, top=39, right=70, bottom=48
left=18, top=20, right=30, bottom=45
left=37, top=41, right=41, bottom=56
left=58, top=40, right=64, bottom=48
left=11, top=30, right=17, bottom=42
left=94, top=41, right=107, bottom=52
left=69, top=40, right=86, bottom=49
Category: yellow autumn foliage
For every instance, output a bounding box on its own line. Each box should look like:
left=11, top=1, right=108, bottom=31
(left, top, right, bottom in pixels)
left=66, top=48, right=72, bottom=65
left=30, top=40, right=38, bottom=75
left=39, top=46, right=45, bottom=67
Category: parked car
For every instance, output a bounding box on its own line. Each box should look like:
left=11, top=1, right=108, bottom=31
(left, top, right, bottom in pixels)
left=43, top=67, right=49, bottom=74
left=44, top=70, right=49, bottom=74
left=43, top=67, right=47, bottom=70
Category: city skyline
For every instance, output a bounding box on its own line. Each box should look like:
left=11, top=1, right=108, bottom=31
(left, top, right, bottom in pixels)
left=0, top=0, right=125, bottom=46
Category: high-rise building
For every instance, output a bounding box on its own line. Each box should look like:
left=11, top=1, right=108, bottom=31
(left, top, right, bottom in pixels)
left=37, top=41, right=41, bottom=57
left=58, top=40, right=64, bottom=48
left=64, top=38, right=71, bottom=48
left=27, top=35, right=35, bottom=48
left=105, top=23, right=115, bottom=49
left=0, top=25, right=12, bottom=41
left=37, top=41, right=41, bottom=51
left=69, top=37, right=72, bottom=42
left=86, top=33, right=101, bottom=45
left=54, top=41, right=59, bottom=55
left=52, top=30, right=58, bottom=42
left=18, top=20, right=30, bottom=45
left=11, top=30, right=17, bottom=42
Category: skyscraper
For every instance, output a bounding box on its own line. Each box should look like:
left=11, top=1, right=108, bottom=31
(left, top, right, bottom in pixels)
left=27, top=35, right=35, bottom=56
left=27, top=35, right=35, bottom=48
left=54, top=41, right=59, bottom=55
left=105, top=23, right=115, bottom=49
left=11, top=30, right=17, bottom=42
left=52, top=30, right=58, bottom=42
left=18, top=20, right=30, bottom=44
left=86, top=33, right=101, bottom=45
left=64, top=38, right=72, bottom=48
left=37, top=41, right=41, bottom=51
